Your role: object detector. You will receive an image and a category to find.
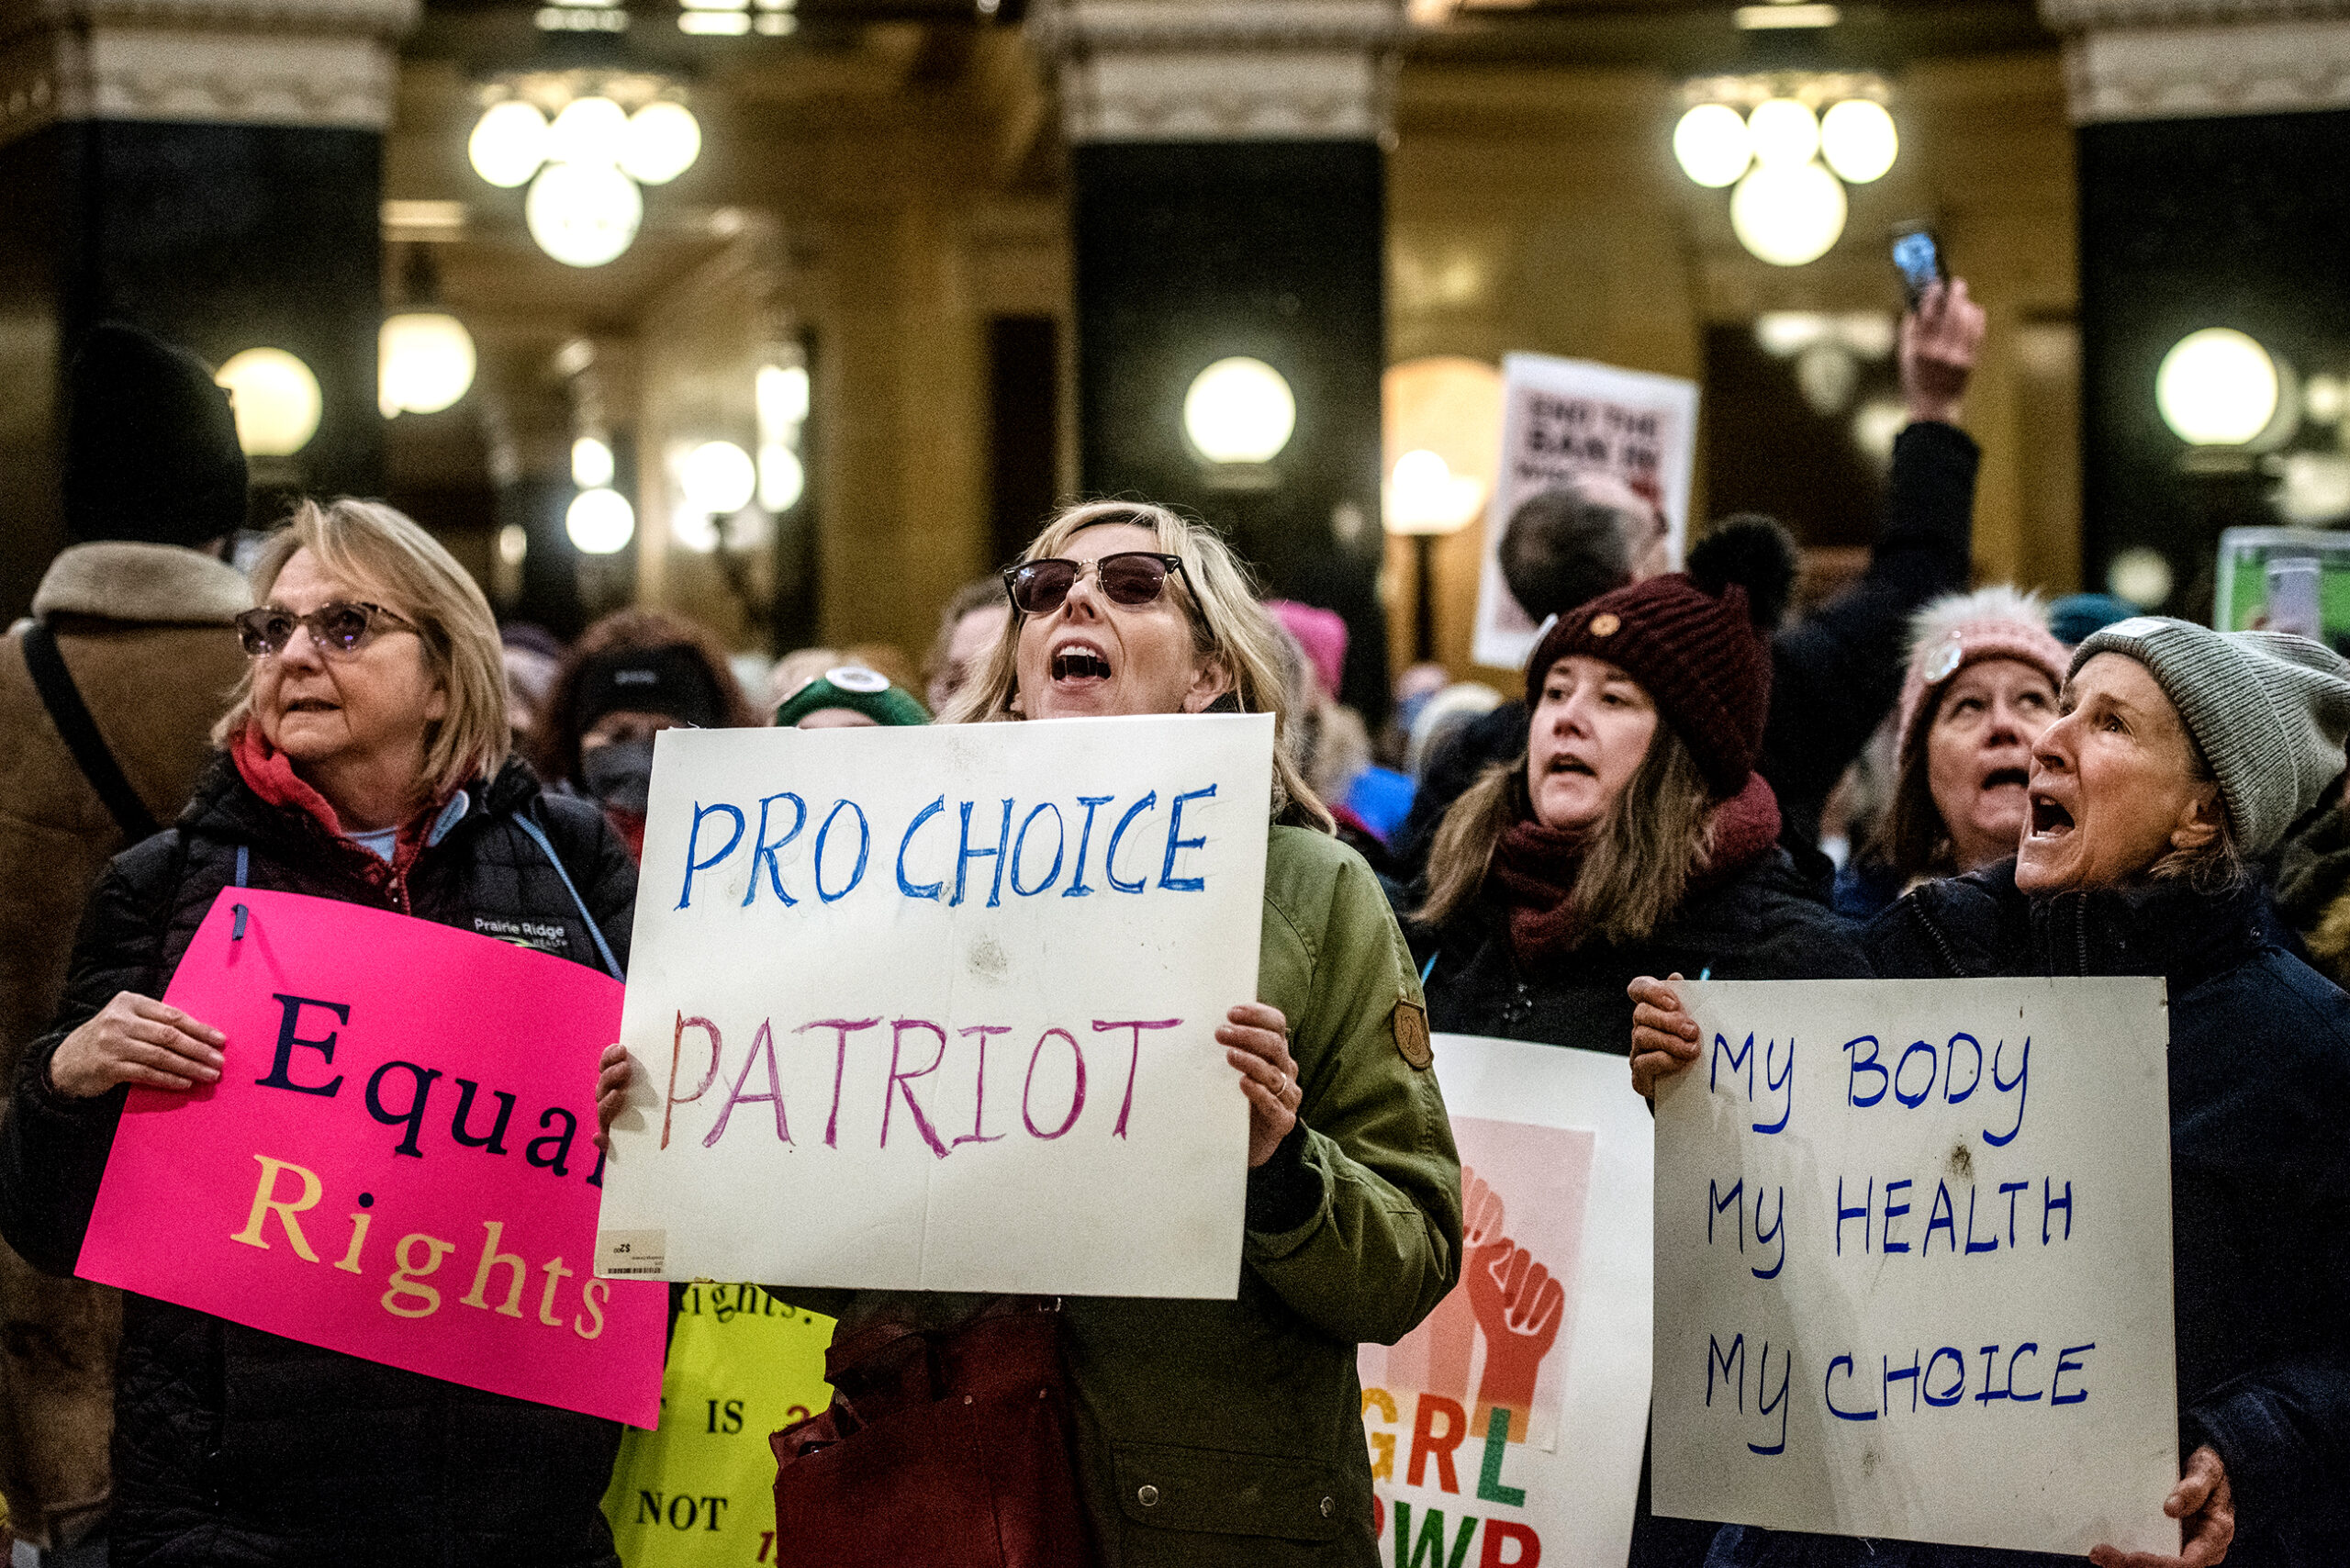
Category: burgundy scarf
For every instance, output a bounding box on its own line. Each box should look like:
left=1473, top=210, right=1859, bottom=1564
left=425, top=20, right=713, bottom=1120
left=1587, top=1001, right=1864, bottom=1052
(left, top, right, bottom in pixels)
left=230, top=722, right=450, bottom=912
left=1491, top=771, right=1784, bottom=967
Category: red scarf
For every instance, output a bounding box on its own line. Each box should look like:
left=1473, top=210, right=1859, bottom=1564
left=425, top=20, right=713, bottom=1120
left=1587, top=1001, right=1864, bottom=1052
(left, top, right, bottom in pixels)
left=230, top=723, right=448, bottom=912
left=1491, top=771, right=1784, bottom=967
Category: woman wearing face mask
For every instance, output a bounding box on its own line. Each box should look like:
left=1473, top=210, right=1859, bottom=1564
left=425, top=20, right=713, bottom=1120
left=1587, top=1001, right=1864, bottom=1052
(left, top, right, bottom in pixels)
left=532, top=609, right=760, bottom=861
left=1834, top=588, right=2068, bottom=918
left=597, top=500, right=1460, bottom=1566
left=1635, top=619, right=2350, bottom=1568
left=0, top=498, right=636, bottom=1568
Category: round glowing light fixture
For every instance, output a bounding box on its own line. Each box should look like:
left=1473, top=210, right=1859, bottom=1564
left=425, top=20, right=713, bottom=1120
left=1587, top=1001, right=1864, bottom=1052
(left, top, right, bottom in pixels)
left=758, top=444, right=805, bottom=513
left=572, top=435, right=616, bottom=488
left=680, top=439, right=756, bottom=515
left=1819, top=98, right=1897, bottom=184
left=469, top=100, right=549, bottom=188
left=547, top=95, right=629, bottom=167
left=621, top=101, right=700, bottom=185
left=525, top=161, right=643, bottom=268
left=565, top=487, right=635, bottom=554
left=756, top=363, right=811, bottom=430
left=1182, top=357, right=1296, bottom=465
left=2157, top=328, right=2280, bottom=446
left=1730, top=160, right=1847, bottom=267
left=1384, top=449, right=1488, bottom=535
left=1746, top=98, right=1819, bottom=169
left=377, top=311, right=476, bottom=417
left=2109, top=546, right=2175, bottom=609
left=215, top=347, right=322, bottom=457
left=1673, top=103, right=1751, bottom=188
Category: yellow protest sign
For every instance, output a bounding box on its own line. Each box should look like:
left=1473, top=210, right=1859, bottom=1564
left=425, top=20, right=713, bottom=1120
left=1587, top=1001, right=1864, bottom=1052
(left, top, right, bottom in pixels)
left=603, top=1284, right=834, bottom=1566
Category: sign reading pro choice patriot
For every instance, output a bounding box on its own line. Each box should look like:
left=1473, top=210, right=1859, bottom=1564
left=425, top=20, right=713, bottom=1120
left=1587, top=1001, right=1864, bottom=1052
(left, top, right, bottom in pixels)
left=77, top=890, right=665, bottom=1426
left=1653, top=979, right=2177, bottom=1557
left=597, top=714, right=1273, bottom=1298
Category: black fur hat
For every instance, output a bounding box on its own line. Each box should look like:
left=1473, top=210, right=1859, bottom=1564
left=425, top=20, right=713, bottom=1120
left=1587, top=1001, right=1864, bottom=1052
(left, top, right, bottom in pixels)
left=63, top=321, right=249, bottom=549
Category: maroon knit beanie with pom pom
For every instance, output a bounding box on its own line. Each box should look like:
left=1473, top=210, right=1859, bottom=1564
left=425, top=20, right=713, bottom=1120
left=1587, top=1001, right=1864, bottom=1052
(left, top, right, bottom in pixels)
left=1523, top=574, right=1772, bottom=799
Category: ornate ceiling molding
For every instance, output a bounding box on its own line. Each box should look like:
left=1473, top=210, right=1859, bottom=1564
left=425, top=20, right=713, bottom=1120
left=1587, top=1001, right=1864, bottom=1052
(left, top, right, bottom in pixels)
left=0, top=0, right=412, bottom=144
left=2040, top=0, right=2350, bottom=120
left=1033, top=0, right=1403, bottom=142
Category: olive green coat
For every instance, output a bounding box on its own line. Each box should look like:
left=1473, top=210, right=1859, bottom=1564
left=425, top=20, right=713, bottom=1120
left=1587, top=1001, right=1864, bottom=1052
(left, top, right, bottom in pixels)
left=784, top=824, right=1463, bottom=1566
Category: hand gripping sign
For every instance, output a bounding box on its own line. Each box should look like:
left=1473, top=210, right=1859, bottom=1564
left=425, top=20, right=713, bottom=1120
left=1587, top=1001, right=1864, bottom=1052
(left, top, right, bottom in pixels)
left=77, top=889, right=665, bottom=1427
left=1651, top=978, right=2177, bottom=1557
left=595, top=714, right=1273, bottom=1298
left=1360, top=1034, right=1654, bottom=1568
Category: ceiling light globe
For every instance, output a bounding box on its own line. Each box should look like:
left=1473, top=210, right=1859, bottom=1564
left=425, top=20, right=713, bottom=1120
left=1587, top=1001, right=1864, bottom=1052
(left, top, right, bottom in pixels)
left=758, top=444, right=806, bottom=512
left=468, top=101, right=549, bottom=188
left=680, top=440, right=757, bottom=515
left=1819, top=98, right=1897, bottom=184
left=548, top=95, right=630, bottom=167
left=573, top=436, right=616, bottom=488
left=621, top=101, right=701, bottom=185
left=1729, top=160, right=1848, bottom=267
left=565, top=487, right=636, bottom=554
left=525, top=161, right=643, bottom=267
left=215, top=347, right=322, bottom=457
left=377, top=310, right=476, bottom=417
left=2157, top=328, right=2280, bottom=445
left=1673, top=103, right=1751, bottom=188
left=1182, top=357, right=1296, bottom=465
left=1746, top=98, right=1820, bottom=169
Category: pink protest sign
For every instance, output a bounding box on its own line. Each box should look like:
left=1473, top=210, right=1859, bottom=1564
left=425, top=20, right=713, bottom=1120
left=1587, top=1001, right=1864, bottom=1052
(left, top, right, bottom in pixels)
left=76, top=887, right=664, bottom=1428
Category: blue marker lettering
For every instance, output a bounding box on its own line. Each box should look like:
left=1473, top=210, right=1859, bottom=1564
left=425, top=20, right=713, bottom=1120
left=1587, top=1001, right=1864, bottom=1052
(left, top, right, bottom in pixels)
left=1063, top=795, right=1113, bottom=897
left=895, top=796, right=946, bottom=900
left=676, top=801, right=745, bottom=910
left=1103, top=792, right=1158, bottom=895
left=1158, top=785, right=1215, bottom=891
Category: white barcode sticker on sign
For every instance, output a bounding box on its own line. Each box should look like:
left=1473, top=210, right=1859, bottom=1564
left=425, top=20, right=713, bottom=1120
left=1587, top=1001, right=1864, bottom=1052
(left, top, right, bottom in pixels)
left=598, top=1229, right=666, bottom=1278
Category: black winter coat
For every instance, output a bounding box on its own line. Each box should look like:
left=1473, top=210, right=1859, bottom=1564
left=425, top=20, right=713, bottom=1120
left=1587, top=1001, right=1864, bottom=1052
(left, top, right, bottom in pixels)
left=1416, top=848, right=1868, bottom=1568
left=0, top=754, right=637, bottom=1568
left=1393, top=421, right=1978, bottom=889
left=1713, top=862, right=2350, bottom=1568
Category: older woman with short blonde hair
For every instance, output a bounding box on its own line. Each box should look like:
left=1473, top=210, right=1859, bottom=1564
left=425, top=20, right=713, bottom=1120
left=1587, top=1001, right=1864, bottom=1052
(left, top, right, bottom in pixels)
left=0, top=498, right=640, bottom=1568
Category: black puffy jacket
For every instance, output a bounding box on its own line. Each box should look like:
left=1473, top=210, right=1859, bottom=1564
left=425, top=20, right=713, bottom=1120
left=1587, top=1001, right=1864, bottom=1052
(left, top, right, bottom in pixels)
left=0, top=753, right=636, bottom=1568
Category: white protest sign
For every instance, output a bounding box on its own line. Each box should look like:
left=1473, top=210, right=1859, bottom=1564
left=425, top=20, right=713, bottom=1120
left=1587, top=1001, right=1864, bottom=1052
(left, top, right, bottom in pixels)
left=1472, top=354, right=1700, bottom=671
left=1653, top=979, right=2177, bottom=1557
left=596, top=714, right=1273, bottom=1298
left=1360, top=1035, right=1652, bottom=1568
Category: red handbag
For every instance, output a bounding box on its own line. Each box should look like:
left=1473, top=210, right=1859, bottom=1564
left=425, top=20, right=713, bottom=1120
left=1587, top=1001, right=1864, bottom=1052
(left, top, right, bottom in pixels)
left=768, top=1299, right=1101, bottom=1568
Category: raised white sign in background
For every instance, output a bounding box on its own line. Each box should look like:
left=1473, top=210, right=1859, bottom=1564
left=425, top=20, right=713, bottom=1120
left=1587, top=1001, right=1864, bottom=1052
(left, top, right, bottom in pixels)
left=1654, top=978, right=2177, bottom=1558
left=597, top=714, right=1272, bottom=1298
left=1472, top=353, right=1700, bottom=671
left=1360, top=1034, right=1652, bottom=1568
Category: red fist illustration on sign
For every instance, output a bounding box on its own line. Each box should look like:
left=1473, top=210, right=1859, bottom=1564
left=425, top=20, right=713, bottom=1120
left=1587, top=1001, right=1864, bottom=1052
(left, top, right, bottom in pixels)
left=1467, top=1232, right=1565, bottom=1442
left=1420, top=1165, right=1506, bottom=1398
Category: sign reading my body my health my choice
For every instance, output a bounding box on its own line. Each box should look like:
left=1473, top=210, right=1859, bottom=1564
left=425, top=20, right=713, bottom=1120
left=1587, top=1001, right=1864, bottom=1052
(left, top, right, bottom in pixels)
left=76, top=889, right=666, bottom=1427
left=1652, top=979, right=2178, bottom=1557
left=596, top=714, right=1273, bottom=1298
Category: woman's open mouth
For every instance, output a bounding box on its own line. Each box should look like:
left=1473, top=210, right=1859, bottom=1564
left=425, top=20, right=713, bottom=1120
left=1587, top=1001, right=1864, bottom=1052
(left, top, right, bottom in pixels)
left=1545, top=754, right=1595, bottom=777
left=1981, top=767, right=2029, bottom=793
left=284, top=698, right=339, bottom=714
left=1050, top=646, right=1111, bottom=682
left=2029, top=793, right=2075, bottom=838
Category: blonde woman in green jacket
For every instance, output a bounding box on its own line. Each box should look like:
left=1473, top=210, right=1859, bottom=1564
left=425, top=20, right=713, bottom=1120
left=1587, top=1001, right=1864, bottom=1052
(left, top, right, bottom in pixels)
left=598, top=501, right=1462, bottom=1565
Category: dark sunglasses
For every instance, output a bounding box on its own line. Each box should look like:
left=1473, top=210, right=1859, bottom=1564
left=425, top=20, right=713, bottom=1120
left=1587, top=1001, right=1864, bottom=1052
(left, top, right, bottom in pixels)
left=235, top=601, right=420, bottom=658
left=1003, top=553, right=1188, bottom=617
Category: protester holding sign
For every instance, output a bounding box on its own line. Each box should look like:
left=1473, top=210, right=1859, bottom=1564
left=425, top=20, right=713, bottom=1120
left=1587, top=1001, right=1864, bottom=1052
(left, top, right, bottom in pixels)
left=1635, top=618, right=2350, bottom=1568
left=0, top=498, right=640, bottom=1568
left=599, top=498, right=1462, bottom=1565
left=1834, top=587, right=2068, bottom=917
left=1410, top=564, right=1867, bottom=1568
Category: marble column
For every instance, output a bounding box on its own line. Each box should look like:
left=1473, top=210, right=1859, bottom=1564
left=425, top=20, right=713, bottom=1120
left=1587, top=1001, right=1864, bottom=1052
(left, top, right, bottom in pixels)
left=1038, top=0, right=1400, bottom=717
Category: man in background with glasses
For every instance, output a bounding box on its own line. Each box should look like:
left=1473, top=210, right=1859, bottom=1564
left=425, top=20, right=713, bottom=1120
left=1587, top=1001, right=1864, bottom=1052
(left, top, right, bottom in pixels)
left=0, top=323, right=251, bottom=1568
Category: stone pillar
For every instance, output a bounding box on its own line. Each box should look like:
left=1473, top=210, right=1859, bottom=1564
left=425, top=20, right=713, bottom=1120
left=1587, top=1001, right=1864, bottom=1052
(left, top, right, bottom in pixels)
left=0, top=0, right=413, bottom=611
left=1038, top=0, right=1399, bottom=718
left=2042, top=0, right=2350, bottom=615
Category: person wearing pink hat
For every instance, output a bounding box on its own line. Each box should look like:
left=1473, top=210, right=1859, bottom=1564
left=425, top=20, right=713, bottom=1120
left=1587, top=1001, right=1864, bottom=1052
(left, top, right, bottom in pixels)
left=1834, top=586, right=2069, bottom=917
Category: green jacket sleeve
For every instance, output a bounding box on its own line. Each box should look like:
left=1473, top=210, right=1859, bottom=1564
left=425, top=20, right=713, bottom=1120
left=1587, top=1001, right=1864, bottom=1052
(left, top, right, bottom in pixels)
left=1245, top=830, right=1463, bottom=1347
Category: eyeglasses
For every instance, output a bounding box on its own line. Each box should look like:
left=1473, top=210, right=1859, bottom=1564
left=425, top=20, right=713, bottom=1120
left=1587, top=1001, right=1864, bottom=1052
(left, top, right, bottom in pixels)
left=1003, top=553, right=1188, bottom=617
left=235, top=601, right=420, bottom=658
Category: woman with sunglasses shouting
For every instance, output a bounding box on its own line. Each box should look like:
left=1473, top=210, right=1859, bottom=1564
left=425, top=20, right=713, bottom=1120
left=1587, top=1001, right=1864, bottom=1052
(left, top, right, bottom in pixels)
left=595, top=500, right=1461, bottom=1566
left=0, top=499, right=637, bottom=1568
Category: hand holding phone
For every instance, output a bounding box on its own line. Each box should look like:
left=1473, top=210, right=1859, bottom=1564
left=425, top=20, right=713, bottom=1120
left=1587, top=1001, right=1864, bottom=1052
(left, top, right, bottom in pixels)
left=1899, top=275, right=1985, bottom=426
left=1893, top=223, right=1941, bottom=308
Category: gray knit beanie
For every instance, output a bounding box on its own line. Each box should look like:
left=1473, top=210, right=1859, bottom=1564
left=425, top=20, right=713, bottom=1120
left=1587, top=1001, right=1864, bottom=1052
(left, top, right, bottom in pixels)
left=2071, top=616, right=2350, bottom=855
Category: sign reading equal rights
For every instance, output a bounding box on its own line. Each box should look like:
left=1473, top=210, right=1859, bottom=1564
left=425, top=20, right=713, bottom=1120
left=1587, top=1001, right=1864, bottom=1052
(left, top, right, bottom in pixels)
left=77, top=889, right=665, bottom=1427
left=1360, top=1034, right=1654, bottom=1568
left=1653, top=978, right=2177, bottom=1558
left=596, top=714, right=1273, bottom=1298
